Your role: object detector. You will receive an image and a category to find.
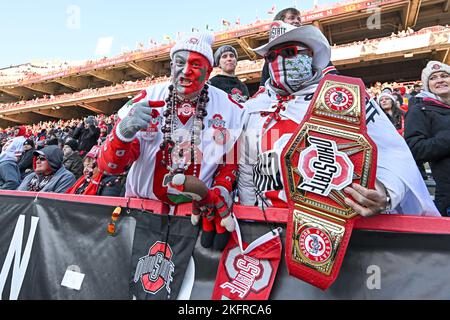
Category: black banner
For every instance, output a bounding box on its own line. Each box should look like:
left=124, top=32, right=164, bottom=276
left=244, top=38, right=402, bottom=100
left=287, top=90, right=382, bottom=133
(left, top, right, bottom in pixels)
left=191, top=222, right=450, bottom=299
left=1, top=194, right=450, bottom=299
left=130, top=213, right=199, bottom=300
left=0, top=195, right=135, bottom=300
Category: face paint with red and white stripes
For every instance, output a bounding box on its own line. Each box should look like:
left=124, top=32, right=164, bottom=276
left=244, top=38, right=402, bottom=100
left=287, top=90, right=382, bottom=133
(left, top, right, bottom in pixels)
left=171, top=50, right=212, bottom=98
left=268, top=46, right=313, bottom=94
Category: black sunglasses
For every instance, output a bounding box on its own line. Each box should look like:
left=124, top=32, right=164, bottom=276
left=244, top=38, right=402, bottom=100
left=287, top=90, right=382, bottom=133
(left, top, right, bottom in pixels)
left=36, top=155, right=47, bottom=161
left=264, top=45, right=310, bottom=63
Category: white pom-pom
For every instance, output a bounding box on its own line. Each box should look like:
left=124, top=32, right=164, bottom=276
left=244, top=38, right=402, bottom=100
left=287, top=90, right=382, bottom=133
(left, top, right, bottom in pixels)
left=172, top=174, right=186, bottom=186
left=220, top=215, right=235, bottom=232
left=191, top=214, right=200, bottom=226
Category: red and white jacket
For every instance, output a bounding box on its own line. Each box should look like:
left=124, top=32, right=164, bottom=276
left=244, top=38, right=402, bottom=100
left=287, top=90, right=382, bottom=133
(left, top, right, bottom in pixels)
left=238, top=83, right=439, bottom=216
left=98, top=83, right=245, bottom=203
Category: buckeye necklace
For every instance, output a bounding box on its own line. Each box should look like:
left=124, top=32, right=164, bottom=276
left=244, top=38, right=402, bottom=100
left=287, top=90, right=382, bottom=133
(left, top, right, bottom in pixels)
left=159, top=84, right=209, bottom=178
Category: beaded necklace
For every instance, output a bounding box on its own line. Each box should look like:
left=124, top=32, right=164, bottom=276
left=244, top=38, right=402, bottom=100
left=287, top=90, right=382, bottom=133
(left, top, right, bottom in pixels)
left=159, top=84, right=209, bottom=177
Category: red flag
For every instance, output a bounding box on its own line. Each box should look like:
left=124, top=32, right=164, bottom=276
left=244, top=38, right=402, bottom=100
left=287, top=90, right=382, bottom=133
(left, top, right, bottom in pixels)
left=267, top=5, right=276, bottom=15
left=212, top=217, right=282, bottom=300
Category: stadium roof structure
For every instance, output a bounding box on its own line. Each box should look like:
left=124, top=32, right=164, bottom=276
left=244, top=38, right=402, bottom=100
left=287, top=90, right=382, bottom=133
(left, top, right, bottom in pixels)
left=0, top=0, right=449, bottom=127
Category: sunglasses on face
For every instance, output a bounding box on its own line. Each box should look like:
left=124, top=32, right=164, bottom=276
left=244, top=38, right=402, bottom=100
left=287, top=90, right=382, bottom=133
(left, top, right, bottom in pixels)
left=264, top=45, right=310, bottom=63
left=36, top=155, right=47, bottom=162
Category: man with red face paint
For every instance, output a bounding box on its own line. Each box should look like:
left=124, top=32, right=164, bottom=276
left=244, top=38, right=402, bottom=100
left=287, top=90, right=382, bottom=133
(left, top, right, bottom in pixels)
left=238, top=21, right=439, bottom=217
left=97, top=33, right=245, bottom=250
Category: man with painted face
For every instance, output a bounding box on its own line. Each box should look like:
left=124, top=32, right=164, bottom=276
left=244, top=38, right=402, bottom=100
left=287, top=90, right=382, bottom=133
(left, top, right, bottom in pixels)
left=238, top=21, right=439, bottom=217
left=97, top=33, right=245, bottom=250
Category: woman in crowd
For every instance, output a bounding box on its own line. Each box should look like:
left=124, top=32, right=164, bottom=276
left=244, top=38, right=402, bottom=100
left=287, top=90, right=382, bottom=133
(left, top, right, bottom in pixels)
left=378, top=92, right=405, bottom=135
left=405, top=61, right=450, bottom=216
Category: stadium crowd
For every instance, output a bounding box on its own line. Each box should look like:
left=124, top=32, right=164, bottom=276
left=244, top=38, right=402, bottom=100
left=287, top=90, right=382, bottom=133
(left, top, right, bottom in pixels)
left=0, top=6, right=448, bottom=220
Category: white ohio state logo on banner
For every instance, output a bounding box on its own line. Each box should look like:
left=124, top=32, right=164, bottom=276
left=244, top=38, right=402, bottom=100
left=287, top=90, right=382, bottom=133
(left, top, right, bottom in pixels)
left=220, top=247, right=273, bottom=299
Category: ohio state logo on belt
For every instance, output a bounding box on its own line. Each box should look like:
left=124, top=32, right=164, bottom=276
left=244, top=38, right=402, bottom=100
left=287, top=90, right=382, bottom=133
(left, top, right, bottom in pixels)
left=298, top=136, right=354, bottom=196
left=282, top=75, right=378, bottom=290
left=324, top=87, right=354, bottom=111
left=219, top=247, right=272, bottom=299
left=133, top=241, right=175, bottom=295
left=298, top=226, right=332, bottom=264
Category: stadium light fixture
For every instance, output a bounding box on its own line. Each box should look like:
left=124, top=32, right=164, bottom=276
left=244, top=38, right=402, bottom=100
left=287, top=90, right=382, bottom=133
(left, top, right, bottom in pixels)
left=404, top=53, right=414, bottom=58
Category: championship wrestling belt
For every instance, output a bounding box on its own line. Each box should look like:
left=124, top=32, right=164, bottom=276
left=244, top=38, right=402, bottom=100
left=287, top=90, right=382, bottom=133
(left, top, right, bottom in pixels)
left=281, top=74, right=377, bottom=290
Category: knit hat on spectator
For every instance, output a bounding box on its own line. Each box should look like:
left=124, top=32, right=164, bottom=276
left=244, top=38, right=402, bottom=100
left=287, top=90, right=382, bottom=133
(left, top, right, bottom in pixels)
left=421, top=61, right=450, bottom=92
left=170, top=33, right=215, bottom=66
left=36, top=140, right=46, bottom=150
left=378, top=92, right=396, bottom=105
left=23, top=139, right=35, bottom=148
left=214, top=45, right=238, bottom=67
left=86, top=145, right=100, bottom=159
left=64, top=139, right=79, bottom=152
left=85, top=116, right=97, bottom=126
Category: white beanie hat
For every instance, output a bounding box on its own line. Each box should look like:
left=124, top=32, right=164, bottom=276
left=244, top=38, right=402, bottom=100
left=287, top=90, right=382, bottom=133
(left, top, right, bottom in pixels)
left=170, top=32, right=215, bottom=67
left=378, top=92, right=396, bottom=105
left=421, top=61, right=450, bottom=92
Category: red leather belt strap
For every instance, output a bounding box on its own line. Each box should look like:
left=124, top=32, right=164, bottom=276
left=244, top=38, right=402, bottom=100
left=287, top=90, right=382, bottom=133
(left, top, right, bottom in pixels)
left=281, top=74, right=378, bottom=290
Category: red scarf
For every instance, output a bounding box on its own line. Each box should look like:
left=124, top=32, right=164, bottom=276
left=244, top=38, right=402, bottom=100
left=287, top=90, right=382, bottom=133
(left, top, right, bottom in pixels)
left=66, top=172, right=104, bottom=195
left=423, top=97, right=450, bottom=110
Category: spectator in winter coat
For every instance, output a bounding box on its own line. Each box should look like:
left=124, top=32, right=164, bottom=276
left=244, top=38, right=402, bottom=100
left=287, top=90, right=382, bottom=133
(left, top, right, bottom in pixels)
left=405, top=61, right=450, bottom=216
left=66, top=145, right=125, bottom=197
left=17, top=145, right=76, bottom=193
left=0, top=137, right=23, bottom=190
left=378, top=92, right=405, bottom=136
left=63, top=139, right=84, bottom=179
left=73, top=116, right=100, bottom=156
left=18, top=139, right=35, bottom=179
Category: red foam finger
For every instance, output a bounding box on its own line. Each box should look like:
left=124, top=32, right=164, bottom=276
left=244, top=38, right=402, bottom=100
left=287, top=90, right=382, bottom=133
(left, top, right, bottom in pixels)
left=148, top=101, right=165, bottom=108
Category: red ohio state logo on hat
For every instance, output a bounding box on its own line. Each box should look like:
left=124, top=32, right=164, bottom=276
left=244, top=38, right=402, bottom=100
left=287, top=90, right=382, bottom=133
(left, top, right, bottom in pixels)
left=298, top=136, right=354, bottom=196
left=432, top=63, right=441, bottom=71
left=188, top=37, right=199, bottom=44
left=269, top=21, right=287, bottom=41
left=133, top=241, right=175, bottom=295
